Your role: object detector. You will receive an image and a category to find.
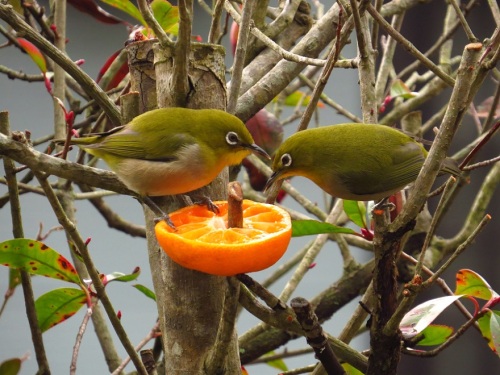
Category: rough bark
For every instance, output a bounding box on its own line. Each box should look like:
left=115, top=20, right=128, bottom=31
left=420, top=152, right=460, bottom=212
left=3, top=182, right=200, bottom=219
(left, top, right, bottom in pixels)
left=127, top=40, right=241, bottom=374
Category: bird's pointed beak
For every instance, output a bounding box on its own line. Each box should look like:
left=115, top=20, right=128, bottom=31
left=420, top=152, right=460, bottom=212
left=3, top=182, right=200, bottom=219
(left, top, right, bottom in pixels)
left=246, top=143, right=271, bottom=160
left=264, top=169, right=282, bottom=193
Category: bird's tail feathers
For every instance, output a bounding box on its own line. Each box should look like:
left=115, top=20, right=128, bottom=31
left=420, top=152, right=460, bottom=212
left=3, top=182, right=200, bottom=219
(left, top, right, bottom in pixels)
left=52, top=125, right=126, bottom=147
left=441, top=157, right=462, bottom=177
left=53, top=135, right=102, bottom=146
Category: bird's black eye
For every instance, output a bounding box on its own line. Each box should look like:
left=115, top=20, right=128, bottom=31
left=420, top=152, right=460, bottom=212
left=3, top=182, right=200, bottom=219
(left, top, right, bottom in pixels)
left=281, top=153, right=292, bottom=167
left=226, top=131, right=240, bottom=146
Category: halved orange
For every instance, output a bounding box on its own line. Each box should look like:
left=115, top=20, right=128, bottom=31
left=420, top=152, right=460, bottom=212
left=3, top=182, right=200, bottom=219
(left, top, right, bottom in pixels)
left=155, top=200, right=292, bottom=276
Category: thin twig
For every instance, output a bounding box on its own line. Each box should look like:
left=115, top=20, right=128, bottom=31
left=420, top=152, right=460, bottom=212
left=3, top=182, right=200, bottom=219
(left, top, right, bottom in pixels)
left=1, top=112, right=51, bottom=374
left=171, top=0, right=193, bottom=107
left=414, top=177, right=457, bottom=277
left=248, top=347, right=314, bottom=364
left=481, top=81, right=500, bottom=132
left=70, top=308, right=93, bottom=375
left=297, top=73, right=362, bottom=123
left=224, top=2, right=327, bottom=67
left=261, top=240, right=315, bottom=289
left=460, top=121, right=500, bottom=169
left=207, top=0, right=223, bottom=43
left=374, top=12, right=405, bottom=101
left=279, top=200, right=344, bottom=303
left=395, top=0, right=478, bottom=82
left=0, top=4, right=121, bottom=125
left=281, top=364, right=318, bottom=375
left=227, top=0, right=256, bottom=114
left=205, top=277, right=240, bottom=373
left=464, top=156, right=500, bottom=171
left=423, top=214, right=491, bottom=287
left=367, top=4, right=455, bottom=87
left=136, top=0, right=173, bottom=47
left=297, top=6, right=345, bottom=131
left=351, top=0, right=377, bottom=123
left=76, top=183, right=146, bottom=237
left=447, top=0, right=477, bottom=42
left=111, top=322, right=161, bottom=375
left=0, top=65, right=45, bottom=81
left=33, top=171, right=148, bottom=375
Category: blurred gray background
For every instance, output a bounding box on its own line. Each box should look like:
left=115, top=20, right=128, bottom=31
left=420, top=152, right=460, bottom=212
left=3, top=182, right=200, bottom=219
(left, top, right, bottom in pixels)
left=1, top=1, right=499, bottom=374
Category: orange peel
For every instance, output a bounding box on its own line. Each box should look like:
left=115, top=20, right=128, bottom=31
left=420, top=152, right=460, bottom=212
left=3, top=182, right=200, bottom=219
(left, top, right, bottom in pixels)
left=155, top=200, right=292, bottom=276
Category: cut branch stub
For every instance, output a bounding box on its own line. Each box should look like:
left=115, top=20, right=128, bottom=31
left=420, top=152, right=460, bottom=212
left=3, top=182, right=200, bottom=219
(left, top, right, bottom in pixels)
left=153, top=42, right=227, bottom=109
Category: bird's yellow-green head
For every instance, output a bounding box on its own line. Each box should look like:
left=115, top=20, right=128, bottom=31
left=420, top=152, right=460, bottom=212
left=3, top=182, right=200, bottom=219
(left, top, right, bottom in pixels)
left=192, top=109, right=270, bottom=166
left=264, top=123, right=459, bottom=202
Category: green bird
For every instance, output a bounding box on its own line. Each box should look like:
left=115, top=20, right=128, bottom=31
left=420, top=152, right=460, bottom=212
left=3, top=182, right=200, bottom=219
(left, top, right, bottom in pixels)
left=56, top=107, right=270, bottom=224
left=265, top=123, right=460, bottom=202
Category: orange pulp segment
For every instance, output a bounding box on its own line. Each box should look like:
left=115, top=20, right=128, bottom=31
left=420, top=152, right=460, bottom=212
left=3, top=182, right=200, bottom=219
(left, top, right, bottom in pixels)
left=155, top=200, right=292, bottom=276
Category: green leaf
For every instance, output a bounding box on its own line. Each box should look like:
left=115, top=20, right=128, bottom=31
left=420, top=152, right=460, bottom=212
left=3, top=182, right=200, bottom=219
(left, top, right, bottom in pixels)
left=272, top=91, right=324, bottom=107
left=35, top=288, right=87, bottom=332
left=455, top=269, right=496, bottom=301
left=478, top=311, right=494, bottom=352
left=291, top=220, right=357, bottom=237
left=490, top=311, right=500, bottom=357
left=262, top=351, right=287, bottom=371
left=132, top=284, right=156, bottom=301
left=103, top=267, right=141, bottom=284
left=8, top=268, right=21, bottom=290
left=0, top=239, right=80, bottom=284
left=0, top=358, right=21, bottom=375
left=151, top=0, right=179, bottom=35
left=17, top=38, right=47, bottom=73
left=278, top=91, right=324, bottom=108
left=100, top=0, right=145, bottom=25
left=342, top=362, right=364, bottom=375
left=400, top=295, right=463, bottom=338
left=390, top=79, right=417, bottom=100
left=343, top=200, right=366, bottom=228
left=417, top=324, right=454, bottom=346
left=478, top=310, right=500, bottom=354
left=7, top=0, right=23, bottom=15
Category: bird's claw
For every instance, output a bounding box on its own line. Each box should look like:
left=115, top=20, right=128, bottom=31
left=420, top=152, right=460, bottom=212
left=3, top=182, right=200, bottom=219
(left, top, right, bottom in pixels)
left=373, top=198, right=395, bottom=212
left=141, top=196, right=177, bottom=230
left=154, top=214, right=177, bottom=231
left=193, top=195, right=220, bottom=214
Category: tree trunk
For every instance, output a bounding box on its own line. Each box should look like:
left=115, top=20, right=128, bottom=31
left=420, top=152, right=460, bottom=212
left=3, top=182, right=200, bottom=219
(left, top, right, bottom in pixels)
left=127, top=40, right=241, bottom=374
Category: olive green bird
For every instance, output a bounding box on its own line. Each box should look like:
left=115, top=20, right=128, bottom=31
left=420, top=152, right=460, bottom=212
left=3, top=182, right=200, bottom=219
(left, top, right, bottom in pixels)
left=56, top=108, right=270, bottom=224
left=265, top=123, right=460, bottom=201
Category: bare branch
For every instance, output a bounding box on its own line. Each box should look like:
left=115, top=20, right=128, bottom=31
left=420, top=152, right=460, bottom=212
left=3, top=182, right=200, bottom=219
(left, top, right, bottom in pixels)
left=367, top=4, right=455, bottom=87
left=0, top=4, right=121, bottom=125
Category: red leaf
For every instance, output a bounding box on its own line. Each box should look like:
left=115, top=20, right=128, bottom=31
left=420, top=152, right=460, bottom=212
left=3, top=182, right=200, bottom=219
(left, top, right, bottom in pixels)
left=17, top=38, right=47, bottom=73
left=67, top=0, right=124, bottom=24
left=245, top=109, right=283, bottom=155
left=242, top=109, right=286, bottom=201
left=230, top=21, right=239, bottom=55
left=96, top=49, right=130, bottom=91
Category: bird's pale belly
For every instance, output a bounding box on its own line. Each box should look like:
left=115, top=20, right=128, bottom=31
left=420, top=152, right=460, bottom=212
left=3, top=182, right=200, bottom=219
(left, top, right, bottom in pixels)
left=114, top=158, right=221, bottom=196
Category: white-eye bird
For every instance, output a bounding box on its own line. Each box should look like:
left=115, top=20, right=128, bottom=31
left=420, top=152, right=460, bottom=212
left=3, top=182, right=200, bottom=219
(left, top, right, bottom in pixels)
left=265, top=123, right=460, bottom=201
left=57, top=108, right=270, bottom=220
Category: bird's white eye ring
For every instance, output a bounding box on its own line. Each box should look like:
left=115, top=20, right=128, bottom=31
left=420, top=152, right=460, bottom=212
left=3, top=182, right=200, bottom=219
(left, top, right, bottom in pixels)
left=226, top=131, right=239, bottom=146
left=281, top=153, right=292, bottom=167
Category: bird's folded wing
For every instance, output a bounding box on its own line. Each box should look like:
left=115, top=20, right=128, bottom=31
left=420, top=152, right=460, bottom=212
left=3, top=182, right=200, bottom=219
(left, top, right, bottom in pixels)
left=83, top=129, right=196, bottom=162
